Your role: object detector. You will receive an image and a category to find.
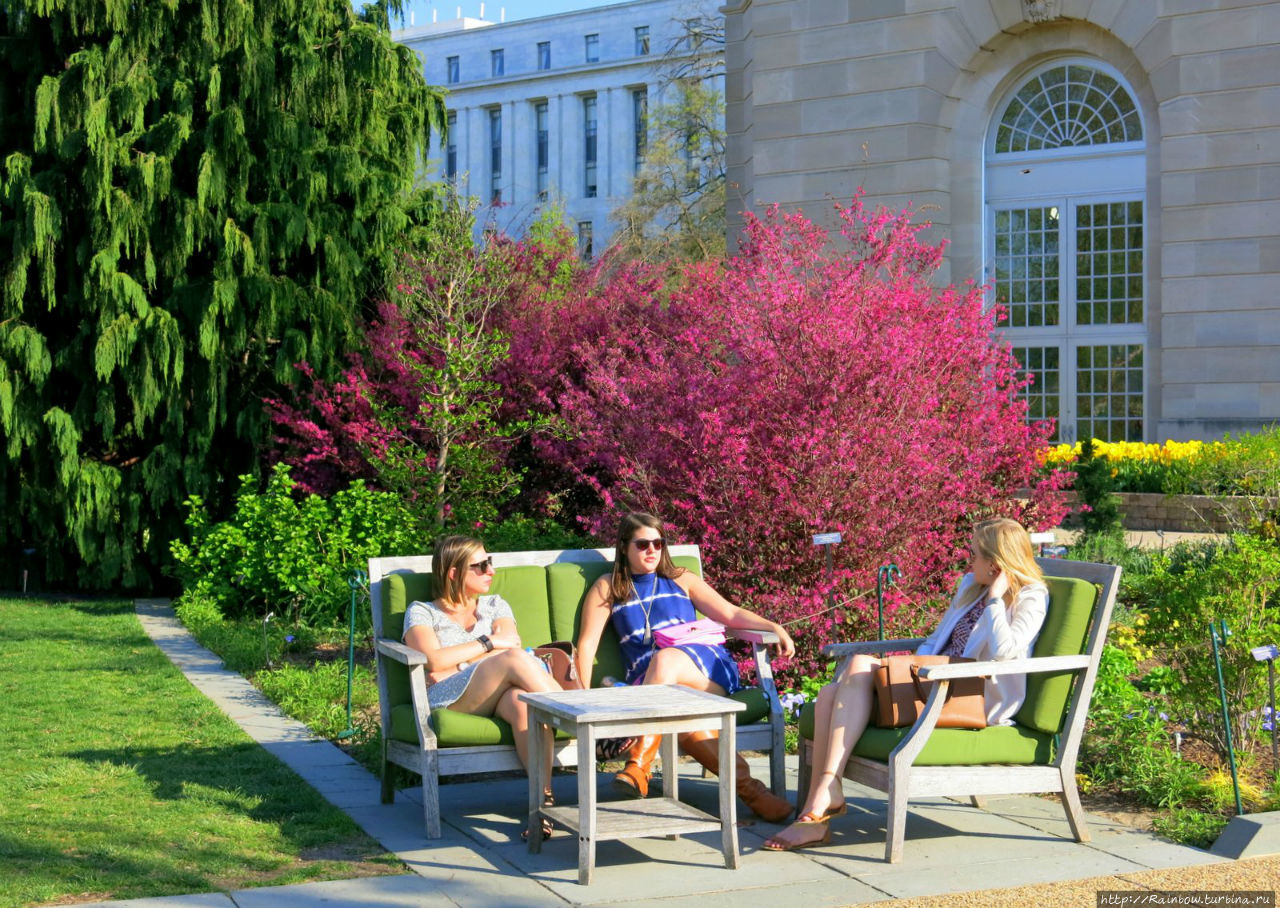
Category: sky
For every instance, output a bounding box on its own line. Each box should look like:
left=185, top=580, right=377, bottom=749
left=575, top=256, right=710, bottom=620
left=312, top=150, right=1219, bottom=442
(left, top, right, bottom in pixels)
left=391, top=0, right=618, bottom=27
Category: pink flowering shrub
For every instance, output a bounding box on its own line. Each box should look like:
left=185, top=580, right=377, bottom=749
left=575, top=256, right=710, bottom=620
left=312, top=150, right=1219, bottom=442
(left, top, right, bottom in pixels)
left=515, top=198, right=1068, bottom=680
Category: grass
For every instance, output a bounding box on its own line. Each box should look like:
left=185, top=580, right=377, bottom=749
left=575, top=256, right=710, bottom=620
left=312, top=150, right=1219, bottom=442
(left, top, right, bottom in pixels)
left=0, top=596, right=403, bottom=908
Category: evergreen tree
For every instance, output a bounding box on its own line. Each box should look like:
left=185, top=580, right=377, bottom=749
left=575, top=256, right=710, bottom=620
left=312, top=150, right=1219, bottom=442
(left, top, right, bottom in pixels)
left=0, top=0, right=446, bottom=588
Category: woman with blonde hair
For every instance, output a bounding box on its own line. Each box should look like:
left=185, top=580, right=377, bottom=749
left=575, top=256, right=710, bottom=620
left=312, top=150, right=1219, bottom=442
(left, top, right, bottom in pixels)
left=575, top=512, right=796, bottom=823
left=402, top=535, right=562, bottom=839
left=763, top=517, right=1048, bottom=851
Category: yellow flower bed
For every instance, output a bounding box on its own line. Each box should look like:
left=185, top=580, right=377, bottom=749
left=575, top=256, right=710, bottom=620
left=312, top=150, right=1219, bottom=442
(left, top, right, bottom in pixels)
left=1039, top=439, right=1224, bottom=468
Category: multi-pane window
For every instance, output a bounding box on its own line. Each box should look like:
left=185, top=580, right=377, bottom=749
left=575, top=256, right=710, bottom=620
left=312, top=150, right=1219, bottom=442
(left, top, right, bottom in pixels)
left=488, top=108, right=502, bottom=204
left=537, top=41, right=550, bottom=70
left=578, top=221, right=593, bottom=260
left=491, top=48, right=504, bottom=77
left=1076, top=201, right=1144, bottom=326
left=584, top=33, right=599, bottom=63
left=988, top=62, right=1146, bottom=444
left=633, top=88, right=648, bottom=171
left=445, top=111, right=457, bottom=180
left=535, top=102, right=549, bottom=200
left=635, top=26, right=650, bottom=55
left=446, top=55, right=459, bottom=84
left=583, top=95, right=597, bottom=198
left=1013, top=346, right=1061, bottom=442
left=996, top=64, right=1142, bottom=153
left=993, top=206, right=1060, bottom=328
left=1077, top=344, right=1144, bottom=442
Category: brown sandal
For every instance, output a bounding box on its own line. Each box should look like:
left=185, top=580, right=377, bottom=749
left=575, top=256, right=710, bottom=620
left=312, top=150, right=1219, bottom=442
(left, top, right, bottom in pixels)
left=521, top=790, right=556, bottom=841
left=761, top=813, right=834, bottom=852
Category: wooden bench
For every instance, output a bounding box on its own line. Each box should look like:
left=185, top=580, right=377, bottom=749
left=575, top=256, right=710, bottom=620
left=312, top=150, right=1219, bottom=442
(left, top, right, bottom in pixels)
left=369, top=545, right=787, bottom=838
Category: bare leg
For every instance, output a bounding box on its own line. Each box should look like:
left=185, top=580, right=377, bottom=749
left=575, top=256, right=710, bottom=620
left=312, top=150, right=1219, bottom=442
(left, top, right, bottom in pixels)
left=764, top=655, right=878, bottom=850
left=449, top=648, right=560, bottom=720
left=641, top=647, right=727, bottom=696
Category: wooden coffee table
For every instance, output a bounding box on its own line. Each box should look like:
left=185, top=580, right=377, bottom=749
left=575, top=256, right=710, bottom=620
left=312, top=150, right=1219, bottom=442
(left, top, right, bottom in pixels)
left=520, top=684, right=746, bottom=884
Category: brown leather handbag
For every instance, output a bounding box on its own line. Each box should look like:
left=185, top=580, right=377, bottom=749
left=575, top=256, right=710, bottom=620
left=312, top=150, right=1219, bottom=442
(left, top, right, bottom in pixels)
left=531, top=641, right=584, bottom=690
left=872, top=654, right=987, bottom=729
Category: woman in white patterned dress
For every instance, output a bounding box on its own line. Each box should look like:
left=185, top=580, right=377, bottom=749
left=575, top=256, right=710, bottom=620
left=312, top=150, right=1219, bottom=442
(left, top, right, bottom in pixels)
left=402, top=535, right=562, bottom=837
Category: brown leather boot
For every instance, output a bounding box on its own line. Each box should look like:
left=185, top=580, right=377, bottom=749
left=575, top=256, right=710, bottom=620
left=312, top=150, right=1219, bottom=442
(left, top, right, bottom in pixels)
left=613, top=735, right=662, bottom=798
left=679, top=730, right=793, bottom=823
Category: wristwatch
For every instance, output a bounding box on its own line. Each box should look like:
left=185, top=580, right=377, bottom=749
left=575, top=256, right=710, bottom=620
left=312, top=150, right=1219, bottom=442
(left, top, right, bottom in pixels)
left=477, top=634, right=494, bottom=653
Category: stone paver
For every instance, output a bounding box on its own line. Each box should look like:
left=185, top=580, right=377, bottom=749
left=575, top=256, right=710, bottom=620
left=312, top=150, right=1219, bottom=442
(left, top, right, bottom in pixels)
left=111, top=598, right=1260, bottom=908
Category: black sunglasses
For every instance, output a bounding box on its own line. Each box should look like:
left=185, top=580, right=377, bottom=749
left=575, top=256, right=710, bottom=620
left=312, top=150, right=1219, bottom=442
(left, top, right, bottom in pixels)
left=631, top=538, right=665, bottom=552
left=467, top=557, right=494, bottom=574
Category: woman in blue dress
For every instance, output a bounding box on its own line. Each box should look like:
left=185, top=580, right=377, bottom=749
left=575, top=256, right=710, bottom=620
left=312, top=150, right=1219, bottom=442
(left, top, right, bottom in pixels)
left=575, top=512, right=795, bottom=822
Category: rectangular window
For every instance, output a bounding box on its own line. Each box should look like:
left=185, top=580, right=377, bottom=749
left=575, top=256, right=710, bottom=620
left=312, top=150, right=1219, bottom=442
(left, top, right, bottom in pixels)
left=578, top=220, right=593, bottom=261
left=1076, top=343, right=1144, bottom=442
left=489, top=108, right=502, bottom=204
left=445, top=111, right=457, bottom=180
left=993, top=205, right=1061, bottom=328
left=583, top=95, right=597, bottom=198
left=1075, top=200, right=1144, bottom=326
left=584, top=33, right=599, bottom=63
left=446, top=55, right=459, bottom=84
left=633, top=88, right=648, bottom=171
left=635, top=26, right=650, bottom=56
left=491, top=48, right=504, bottom=77
left=537, top=41, right=550, bottom=70
left=1012, top=346, right=1061, bottom=442
left=535, top=102, right=549, bottom=200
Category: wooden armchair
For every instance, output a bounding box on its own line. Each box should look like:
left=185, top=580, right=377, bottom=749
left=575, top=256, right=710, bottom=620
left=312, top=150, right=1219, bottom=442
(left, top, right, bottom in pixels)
left=797, top=558, right=1120, bottom=863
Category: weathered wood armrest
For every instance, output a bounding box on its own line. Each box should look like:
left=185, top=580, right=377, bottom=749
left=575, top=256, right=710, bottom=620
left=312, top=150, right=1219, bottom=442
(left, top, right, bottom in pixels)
left=916, top=654, right=1091, bottom=680
left=823, top=638, right=926, bottom=658
left=728, top=627, right=779, bottom=646
left=376, top=639, right=429, bottom=666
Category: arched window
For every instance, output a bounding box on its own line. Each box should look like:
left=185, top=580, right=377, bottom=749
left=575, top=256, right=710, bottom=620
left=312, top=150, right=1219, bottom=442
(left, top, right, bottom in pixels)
left=986, top=61, right=1147, bottom=443
left=995, top=63, right=1142, bottom=153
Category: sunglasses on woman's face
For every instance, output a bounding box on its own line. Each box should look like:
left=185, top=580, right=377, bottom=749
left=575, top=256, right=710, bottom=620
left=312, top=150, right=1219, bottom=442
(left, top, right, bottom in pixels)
left=467, top=557, right=495, bottom=574
left=631, top=538, right=664, bottom=552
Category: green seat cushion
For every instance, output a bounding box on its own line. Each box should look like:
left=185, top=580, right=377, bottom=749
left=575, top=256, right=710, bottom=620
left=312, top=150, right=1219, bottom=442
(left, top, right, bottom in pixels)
left=1015, top=575, right=1101, bottom=734
left=798, top=702, right=1053, bottom=765
left=390, top=689, right=771, bottom=746
left=390, top=705, right=572, bottom=746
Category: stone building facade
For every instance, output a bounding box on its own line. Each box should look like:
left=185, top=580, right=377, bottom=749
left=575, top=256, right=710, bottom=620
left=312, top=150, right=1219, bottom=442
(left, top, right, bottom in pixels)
left=724, top=0, right=1280, bottom=442
left=396, top=0, right=719, bottom=254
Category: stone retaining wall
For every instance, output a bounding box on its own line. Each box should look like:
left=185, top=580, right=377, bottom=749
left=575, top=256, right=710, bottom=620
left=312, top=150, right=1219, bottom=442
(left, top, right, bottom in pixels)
left=1116, top=493, right=1277, bottom=533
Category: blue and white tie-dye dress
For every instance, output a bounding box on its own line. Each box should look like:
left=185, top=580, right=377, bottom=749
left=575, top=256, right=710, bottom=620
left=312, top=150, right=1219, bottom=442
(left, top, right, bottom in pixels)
left=611, top=572, right=741, bottom=693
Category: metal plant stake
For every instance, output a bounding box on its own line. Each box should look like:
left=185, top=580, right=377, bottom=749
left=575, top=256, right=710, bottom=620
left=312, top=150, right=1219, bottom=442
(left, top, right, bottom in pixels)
left=1210, top=620, right=1244, bottom=815
left=339, top=569, right=368, bottom=741
left=876, top=563, right=900, bottom=642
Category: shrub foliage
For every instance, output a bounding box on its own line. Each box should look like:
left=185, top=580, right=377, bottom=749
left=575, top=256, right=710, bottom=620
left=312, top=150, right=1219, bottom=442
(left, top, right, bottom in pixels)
left=511, top=198, right=1068, bottom=677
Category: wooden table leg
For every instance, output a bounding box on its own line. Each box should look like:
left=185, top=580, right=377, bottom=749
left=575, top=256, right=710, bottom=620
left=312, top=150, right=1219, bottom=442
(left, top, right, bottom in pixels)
left=577, top=728, right=596, bottom=885
left=660, top=729, right=679, bottom=839
left=527, top=710, right=547, bottom=854
left=718, top=714, right=739, bottom=868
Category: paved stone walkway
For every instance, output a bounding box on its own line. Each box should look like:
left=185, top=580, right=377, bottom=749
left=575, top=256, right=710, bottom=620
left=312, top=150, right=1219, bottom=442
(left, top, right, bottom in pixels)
left=78, top=599, right=1255, bottom=908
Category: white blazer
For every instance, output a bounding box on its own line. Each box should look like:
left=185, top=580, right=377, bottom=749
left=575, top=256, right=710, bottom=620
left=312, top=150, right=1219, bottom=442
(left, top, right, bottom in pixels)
left=915, top=573, right=1049, bottom=725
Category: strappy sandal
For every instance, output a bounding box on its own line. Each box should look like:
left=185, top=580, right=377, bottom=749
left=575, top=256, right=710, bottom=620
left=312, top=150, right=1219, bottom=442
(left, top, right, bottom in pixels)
left=521, top=790, right=556, bottom=842
left=761, top=812, right=834, bottom=852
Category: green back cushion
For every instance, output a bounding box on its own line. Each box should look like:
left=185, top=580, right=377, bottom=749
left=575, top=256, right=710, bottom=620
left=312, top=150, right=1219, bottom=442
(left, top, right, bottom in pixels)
left=546, top=555, right=702, bottom=687
left=382, top=572, right=434, bottom=710
left=1014, top=575, right=1100, bottom=734
left=380, top=565, right=553, bottom=713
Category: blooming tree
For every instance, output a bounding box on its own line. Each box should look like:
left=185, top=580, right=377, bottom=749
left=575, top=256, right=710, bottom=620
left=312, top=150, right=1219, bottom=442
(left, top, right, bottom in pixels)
left=526, top=197, right=1067, bottom=677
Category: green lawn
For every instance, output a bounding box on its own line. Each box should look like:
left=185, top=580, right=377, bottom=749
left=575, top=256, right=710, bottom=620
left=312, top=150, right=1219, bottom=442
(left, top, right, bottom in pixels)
left=0, top=596, right=402, bottom=907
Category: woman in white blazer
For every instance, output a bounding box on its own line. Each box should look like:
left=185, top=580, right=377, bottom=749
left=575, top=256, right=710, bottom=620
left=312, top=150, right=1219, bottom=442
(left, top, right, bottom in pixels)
left=764, top=517, right=1048, bottom=851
